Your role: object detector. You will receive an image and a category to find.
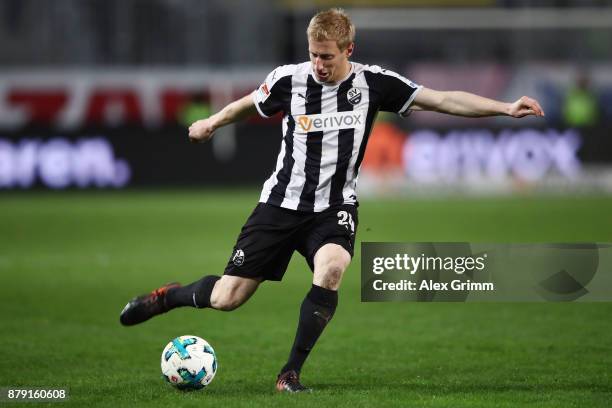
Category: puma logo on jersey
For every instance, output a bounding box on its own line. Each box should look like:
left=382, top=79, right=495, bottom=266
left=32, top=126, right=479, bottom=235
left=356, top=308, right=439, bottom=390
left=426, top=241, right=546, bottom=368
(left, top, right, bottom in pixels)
left=295, top=110, right=365, bottom=133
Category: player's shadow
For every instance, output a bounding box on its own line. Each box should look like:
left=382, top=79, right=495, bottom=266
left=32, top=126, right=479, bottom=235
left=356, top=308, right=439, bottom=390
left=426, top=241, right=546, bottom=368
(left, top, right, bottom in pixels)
left=111, top=377, right=611, bottom=397
left=310, top=381, right=612, bottom=394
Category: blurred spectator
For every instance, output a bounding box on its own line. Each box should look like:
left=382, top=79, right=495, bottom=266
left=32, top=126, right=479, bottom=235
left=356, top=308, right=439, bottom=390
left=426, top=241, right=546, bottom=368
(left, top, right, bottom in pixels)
left=563, top=70, right=599, bottom=127
left=536, top=81, right=563, bottom=125
left=600, top=89, right=612, bottom=123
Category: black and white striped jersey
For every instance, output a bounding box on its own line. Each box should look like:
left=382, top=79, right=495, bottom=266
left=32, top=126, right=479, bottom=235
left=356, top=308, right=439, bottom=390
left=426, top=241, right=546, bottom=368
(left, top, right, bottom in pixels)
left=252, top=61, right=421, bottom=212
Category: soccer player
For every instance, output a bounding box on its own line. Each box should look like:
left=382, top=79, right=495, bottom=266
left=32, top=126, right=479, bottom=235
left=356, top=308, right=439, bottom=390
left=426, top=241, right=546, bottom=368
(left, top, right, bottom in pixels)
left=120, top=8, right=545, bottom=392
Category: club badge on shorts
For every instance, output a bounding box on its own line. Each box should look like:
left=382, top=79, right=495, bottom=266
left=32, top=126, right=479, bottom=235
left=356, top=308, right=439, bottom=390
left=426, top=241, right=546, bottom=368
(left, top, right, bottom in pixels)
left=347, top=87, right=361, bottom=105
left=232, top=249, right=245, bottom=266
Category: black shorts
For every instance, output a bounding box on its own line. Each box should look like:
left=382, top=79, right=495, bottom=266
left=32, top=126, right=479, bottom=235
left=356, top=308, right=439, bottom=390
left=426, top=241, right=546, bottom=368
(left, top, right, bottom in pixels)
left=224, top=203, right=358, bottom=281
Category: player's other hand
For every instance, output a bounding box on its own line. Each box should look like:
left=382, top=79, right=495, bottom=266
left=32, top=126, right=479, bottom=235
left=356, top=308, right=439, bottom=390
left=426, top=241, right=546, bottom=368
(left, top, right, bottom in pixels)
left=508, top=96, right=545, bottom=118
left=188, top=118, right=216, bottom=143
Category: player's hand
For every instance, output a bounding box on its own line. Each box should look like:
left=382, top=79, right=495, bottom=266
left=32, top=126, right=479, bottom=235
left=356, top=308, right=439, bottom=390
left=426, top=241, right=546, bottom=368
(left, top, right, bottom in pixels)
left=508, top=96, right=545, bottom=118
left=188, top=118, right=216, bottom=143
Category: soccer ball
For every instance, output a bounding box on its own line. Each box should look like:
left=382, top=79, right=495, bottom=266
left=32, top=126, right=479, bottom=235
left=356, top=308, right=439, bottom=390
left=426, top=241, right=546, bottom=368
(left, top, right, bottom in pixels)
left=161, top=335, right=218, bottom=390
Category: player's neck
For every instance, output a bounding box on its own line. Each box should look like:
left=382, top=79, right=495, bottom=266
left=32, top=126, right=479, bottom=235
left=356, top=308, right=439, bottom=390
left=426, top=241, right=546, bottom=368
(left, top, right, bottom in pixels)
left=334, top=61, right=352, bottom=83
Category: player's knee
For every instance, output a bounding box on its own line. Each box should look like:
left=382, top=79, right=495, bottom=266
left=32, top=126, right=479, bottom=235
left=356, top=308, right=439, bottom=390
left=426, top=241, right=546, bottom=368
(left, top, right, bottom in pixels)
left=317, top=262, right=347, bottom=290
left=314, top=246, right=351, bottom=290
left=324, top=266, right=343, bottom=288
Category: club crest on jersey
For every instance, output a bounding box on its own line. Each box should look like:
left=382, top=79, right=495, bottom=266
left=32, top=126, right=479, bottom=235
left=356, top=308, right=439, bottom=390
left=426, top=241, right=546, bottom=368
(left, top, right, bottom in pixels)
left=232, top=249, right=245, bottom=266
left=347, top=87, right=362, bottom=105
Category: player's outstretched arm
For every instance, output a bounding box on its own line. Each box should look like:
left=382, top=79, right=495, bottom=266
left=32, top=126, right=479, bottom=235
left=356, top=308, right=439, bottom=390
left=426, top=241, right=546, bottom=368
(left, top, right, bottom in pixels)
left=188, top=94, right=257, bottom=143
left=410, top=87, right=545, bottom=118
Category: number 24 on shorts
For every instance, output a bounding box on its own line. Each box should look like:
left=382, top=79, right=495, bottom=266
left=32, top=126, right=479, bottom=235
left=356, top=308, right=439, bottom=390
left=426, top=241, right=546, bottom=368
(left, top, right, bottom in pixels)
left=336, top=210, right=355, bottom=233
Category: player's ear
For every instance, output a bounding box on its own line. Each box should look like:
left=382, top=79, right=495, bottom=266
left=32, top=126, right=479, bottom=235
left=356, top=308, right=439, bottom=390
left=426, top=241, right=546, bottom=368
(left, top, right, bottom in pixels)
left=344, top=42, right=354, bottom=58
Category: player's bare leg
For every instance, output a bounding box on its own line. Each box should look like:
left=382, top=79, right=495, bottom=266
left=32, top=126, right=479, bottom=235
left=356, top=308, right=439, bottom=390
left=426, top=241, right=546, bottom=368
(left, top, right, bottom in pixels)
left=277, top=243, right=351, bottom=392
left=120, top=275, right=261, bottom=326
left=209, top=275, right=262, bottom=311
left=312, top=243, right=351, bottom=291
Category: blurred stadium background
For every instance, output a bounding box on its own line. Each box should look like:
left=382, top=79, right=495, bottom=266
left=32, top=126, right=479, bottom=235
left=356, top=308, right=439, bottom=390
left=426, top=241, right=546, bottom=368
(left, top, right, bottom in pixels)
left=0, top=0, right=611, bottom=194
left=1, top=1, right=612, bottom=406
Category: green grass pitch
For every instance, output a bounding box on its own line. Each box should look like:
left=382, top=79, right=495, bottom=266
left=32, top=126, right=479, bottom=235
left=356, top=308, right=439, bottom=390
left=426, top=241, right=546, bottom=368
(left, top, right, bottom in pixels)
left=1, top=190, right=611, bottom=407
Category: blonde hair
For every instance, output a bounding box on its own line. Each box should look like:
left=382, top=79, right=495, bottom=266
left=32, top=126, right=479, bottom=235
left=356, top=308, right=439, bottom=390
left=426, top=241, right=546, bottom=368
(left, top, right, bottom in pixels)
left=307, top=8, right=355, bottom=51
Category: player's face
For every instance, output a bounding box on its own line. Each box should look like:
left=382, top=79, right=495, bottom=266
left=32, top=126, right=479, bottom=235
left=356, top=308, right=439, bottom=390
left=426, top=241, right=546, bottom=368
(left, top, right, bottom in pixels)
left=308, top=39, right=353, bottom=83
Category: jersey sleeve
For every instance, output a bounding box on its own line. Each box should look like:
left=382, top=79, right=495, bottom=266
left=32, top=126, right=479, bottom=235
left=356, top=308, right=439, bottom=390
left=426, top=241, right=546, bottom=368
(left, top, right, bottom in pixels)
left=374, top=68, right=422, bottom=117
left=252, top=67, right=289, bottom=118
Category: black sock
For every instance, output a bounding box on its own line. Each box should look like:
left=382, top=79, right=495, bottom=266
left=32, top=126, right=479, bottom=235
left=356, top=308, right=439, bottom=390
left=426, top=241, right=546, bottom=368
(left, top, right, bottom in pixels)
left=165, top=275, right=220, bottom=309
left=281, top=284, right=338, bottom=375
